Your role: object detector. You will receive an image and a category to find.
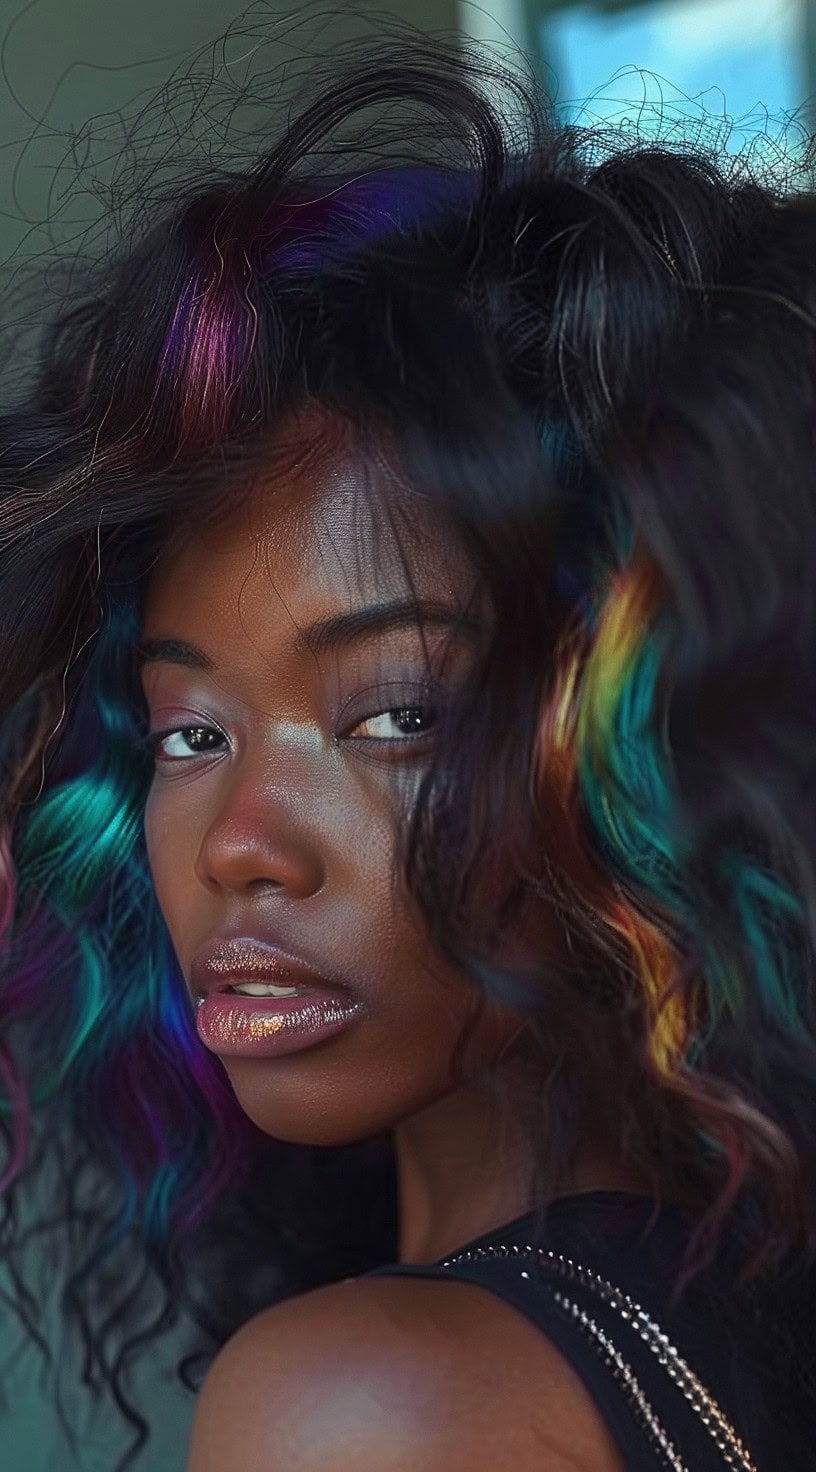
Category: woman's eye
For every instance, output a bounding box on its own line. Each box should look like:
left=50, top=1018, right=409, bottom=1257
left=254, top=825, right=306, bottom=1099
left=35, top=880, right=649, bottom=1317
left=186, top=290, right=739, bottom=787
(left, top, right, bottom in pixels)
left=348, top=702, right=439, bottom=742
left=142, top=725, right=227, bottom=762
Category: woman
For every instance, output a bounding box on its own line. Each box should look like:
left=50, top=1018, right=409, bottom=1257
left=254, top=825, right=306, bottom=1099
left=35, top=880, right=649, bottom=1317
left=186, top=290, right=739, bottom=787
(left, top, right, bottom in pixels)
left=0, top=24, right=814, bottom=1472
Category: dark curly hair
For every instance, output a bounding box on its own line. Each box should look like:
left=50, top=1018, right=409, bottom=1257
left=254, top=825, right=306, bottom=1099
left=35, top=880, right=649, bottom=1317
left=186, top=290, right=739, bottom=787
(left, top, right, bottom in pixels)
left=1, top=10, right=816, bottom=1468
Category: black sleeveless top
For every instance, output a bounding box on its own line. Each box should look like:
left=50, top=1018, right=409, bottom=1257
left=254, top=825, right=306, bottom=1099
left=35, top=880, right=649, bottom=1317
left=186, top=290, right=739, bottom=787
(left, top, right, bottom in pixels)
left=364, top=1190, right=806, bottom=1471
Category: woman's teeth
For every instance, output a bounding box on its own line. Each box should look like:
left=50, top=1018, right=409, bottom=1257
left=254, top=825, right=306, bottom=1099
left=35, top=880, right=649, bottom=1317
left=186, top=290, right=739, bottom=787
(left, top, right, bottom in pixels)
left=228, top=982, right=303, bottom=997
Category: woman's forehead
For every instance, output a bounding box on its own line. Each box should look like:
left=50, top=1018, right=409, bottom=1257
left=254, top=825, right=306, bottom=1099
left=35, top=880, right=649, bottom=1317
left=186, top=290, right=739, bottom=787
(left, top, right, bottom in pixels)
left=143, top=435, right=476, bottom=620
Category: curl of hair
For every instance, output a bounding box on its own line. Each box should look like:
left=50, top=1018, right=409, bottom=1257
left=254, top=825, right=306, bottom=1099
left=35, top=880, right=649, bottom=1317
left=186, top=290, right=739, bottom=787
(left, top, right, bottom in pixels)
left=1, top=12, right=816, bottom=1468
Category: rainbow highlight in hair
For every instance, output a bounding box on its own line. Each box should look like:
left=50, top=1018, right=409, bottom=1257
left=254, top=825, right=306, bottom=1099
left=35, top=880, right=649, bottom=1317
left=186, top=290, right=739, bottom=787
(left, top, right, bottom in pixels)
left=536, top=529, right=810, bottom=1246
left=541, top=534, right=808, bottom=1071
left=538, top=542, right=692, bottom=1074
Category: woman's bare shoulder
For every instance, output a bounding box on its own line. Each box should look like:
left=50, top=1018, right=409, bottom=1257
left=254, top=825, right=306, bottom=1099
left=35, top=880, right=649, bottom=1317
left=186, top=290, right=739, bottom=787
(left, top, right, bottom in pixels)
left=185, top=1273, right=625, bottom=1472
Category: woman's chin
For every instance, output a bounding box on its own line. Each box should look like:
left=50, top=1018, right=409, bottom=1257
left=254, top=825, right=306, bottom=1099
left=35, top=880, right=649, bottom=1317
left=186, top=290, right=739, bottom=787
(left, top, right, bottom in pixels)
left=221, top=1066, right=400, bottom=1148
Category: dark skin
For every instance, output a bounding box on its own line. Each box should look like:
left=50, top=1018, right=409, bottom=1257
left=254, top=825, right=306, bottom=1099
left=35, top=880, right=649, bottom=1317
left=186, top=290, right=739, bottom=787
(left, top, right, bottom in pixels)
left=140, top=407, right=639, bottom=1469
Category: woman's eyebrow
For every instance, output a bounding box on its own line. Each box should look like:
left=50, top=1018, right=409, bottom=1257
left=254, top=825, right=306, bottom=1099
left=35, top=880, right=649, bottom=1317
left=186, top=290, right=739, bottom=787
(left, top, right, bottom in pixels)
left=296, top=598, right=481, bottom=657
left=137, top=637, right=214, bottom=670
left=136, top=598, right=481, bottom=670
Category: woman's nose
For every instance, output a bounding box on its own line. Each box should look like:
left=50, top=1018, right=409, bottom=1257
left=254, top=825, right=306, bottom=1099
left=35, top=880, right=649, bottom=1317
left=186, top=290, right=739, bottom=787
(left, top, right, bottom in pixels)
left=194, top=769, right=327, bottom=900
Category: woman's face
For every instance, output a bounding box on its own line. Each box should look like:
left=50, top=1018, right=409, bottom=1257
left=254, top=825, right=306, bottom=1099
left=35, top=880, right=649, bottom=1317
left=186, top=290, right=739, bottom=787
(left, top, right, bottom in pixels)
left=140, top=412, right=527, bottom=1147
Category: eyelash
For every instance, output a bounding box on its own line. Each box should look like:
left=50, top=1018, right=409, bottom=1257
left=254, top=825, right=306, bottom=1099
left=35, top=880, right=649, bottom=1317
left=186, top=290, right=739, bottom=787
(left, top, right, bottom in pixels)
left=138, top=691, right=443, bottom=765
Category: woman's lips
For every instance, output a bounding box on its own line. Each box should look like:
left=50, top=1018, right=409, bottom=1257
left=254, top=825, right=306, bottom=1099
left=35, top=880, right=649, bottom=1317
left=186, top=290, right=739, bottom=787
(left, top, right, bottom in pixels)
left=189, top=934, right=355, bottom=1001
left=189, top=934, right=365, bottom=1058
left=194, top=989, right=365, bottom=1058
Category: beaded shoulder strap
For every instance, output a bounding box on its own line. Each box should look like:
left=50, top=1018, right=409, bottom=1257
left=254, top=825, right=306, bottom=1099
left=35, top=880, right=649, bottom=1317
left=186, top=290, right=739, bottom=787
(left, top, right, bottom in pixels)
left=437, top=1241, right=757, bottom=1472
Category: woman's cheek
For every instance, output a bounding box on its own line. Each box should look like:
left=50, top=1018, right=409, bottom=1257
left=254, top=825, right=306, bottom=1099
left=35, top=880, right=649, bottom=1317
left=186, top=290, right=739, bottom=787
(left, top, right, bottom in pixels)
left=142, top=788, right=195, bottom=916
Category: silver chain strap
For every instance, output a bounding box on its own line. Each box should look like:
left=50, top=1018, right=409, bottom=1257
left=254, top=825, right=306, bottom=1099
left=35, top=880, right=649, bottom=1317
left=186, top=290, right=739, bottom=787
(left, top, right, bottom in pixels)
left=437, top=1241, right=757, bottom=1472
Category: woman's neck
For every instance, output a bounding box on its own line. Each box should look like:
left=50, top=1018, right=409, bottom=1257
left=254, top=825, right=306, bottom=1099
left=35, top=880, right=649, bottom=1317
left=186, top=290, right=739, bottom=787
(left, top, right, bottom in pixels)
left=393, top=1077, right=651, bottom=1264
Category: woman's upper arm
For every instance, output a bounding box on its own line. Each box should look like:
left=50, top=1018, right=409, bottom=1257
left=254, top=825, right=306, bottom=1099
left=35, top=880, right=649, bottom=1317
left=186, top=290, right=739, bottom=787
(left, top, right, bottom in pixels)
left=184, top=1281, right=447, bottom=1472
left=184, top=1277, right=624, bottom=1472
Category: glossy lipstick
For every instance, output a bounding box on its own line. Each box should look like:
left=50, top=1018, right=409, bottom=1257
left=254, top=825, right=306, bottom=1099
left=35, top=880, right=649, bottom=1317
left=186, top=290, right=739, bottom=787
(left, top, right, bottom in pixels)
left=195, top=991, right=364, bottom=1058
left=191, top=936, right=365, bottom=1059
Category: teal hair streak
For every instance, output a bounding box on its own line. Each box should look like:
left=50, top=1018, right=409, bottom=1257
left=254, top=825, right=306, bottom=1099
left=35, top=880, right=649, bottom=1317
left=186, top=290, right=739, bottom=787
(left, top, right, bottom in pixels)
left=15, top=599, right=152, bottom=1096
left=579, top=622, right=682, bottom=892
left=720, top=853, right=804, bottom=1035
left=7, top=591, right=260, bottom=1271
